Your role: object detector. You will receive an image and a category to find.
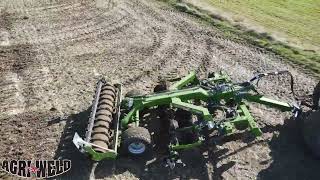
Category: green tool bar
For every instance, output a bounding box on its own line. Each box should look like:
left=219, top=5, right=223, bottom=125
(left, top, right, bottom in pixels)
left=171, top=98, right=213, bottom=121
left=121, top=106, right=139, bottom=128
left=246, top=95, right=293, bottom=111
left=141, top=87, right=210, bottom=105
left=239, top=104, right=262, bottom=136
left=169, top=71, right=196, bottom=90
left=84, top=146, right=117, bottom=161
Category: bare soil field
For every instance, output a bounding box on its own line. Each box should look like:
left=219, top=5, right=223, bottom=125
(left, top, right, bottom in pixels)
left=0, top=0, right=319, bottom=179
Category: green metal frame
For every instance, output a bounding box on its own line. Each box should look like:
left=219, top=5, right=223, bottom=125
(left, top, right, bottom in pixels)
left=121, top=71, right=291, bottom=125
left=83, top=71, right=295, bottom=161
left=84, top=146, right=117, bottom=161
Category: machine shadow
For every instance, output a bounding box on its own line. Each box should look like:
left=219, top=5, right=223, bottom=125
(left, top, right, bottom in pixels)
left=51, top=107, right=95, bottom=180
left=95, top=148, right=235, bottom=180
left=257, top=114, right=320, bottom=180
left=94, top=109, right=261, bottom=180
left=94, top=108, right=213, bottom=180
left=49, top=107, right=316, bottom=180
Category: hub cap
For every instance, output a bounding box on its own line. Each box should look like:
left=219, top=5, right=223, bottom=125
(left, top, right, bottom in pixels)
left=128, top=142, right=146, bottom=154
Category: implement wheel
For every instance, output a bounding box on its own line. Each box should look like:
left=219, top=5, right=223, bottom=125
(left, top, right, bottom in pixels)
left=303, top=110, right=320, bottom=158
left=313, top=81, right=320, bottom=109
left=121, top=127, right=151, bottom=156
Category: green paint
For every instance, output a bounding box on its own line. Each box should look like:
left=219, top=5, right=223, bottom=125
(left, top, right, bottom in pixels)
left=84, top=146, right=117, bottom=161
left=81, top=71, right=297, bottom=161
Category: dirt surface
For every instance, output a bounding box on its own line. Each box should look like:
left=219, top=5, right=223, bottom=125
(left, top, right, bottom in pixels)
left=0, top=0, right=319, bottom=179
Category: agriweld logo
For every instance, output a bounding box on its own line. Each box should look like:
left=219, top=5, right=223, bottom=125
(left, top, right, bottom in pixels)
left=1, top=160, right=71, bottom=178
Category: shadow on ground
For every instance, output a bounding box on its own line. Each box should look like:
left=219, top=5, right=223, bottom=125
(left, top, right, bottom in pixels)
left=94, top=108, right=220, bottom=180
left=50, top=107, right=320, bottom=180
left=50, top=108, right=239, bottom=180
left=51, top=108, right=95, bottom=180
left=257, top=113, right=320, bottom=180
left=94, top=139, right=239, bottom=180
left=94, top=109, right=263, bottom=180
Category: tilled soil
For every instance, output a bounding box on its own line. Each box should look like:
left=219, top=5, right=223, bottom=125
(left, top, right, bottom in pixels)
left=0, top=0, right=319, bottom=179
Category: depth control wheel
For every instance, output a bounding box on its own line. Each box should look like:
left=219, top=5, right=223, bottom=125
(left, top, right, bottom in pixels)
left=121, top=127, right=151, bottom=156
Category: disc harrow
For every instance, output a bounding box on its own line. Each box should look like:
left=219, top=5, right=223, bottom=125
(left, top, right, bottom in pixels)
left=73, top=71, right=320, bottom=167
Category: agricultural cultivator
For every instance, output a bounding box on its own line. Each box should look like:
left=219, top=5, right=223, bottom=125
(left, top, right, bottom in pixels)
left=73, top=71, right=320, bottom=168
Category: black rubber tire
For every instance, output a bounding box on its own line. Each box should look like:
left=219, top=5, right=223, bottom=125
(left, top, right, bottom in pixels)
left=303, top=110, right=320, bottom=158
left=125, top=89, right=144, bottom=97
left=313, top=81, right=320, bottom=109
left=121, top=127, right=152, bottom=156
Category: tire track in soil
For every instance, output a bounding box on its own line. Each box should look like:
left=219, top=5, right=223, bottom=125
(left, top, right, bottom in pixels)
left=3, top=0, right=120, bottom=46
left=14, top=10, right=130, bottom=45
left=0, top=0, right=318, bottom=179
left=0, top=43, right=54, bottom=118
left=0, top=9, right=37, bottom=117
left=119, top=1, right=206, bottom=91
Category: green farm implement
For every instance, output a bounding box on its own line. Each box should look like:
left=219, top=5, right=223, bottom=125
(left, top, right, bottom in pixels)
left=73, top=71, right=320, bottom=168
